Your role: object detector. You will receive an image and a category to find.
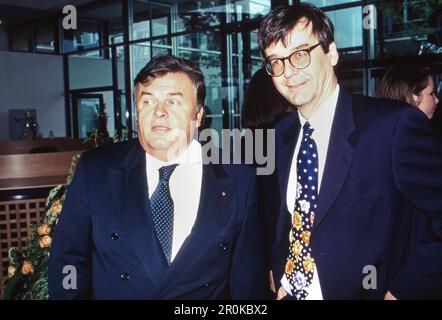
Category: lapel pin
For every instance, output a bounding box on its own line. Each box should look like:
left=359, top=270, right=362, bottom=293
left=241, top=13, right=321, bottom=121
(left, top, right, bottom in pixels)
left=221, top=191, right=226, bottom=197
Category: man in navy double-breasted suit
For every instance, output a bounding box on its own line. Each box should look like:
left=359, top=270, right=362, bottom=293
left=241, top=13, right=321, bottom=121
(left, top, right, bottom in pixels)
left=259, top=4, right=442, bottom=299
left=48, top=55, right=267, bottom=299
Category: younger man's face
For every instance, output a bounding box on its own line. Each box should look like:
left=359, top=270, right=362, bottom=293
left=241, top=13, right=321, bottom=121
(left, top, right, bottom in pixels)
left=264, top=18, right=339, bottom=111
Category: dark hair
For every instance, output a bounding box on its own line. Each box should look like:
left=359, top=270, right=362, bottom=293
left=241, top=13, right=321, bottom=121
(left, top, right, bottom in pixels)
left=242, top=68, right=293, bottom=130
left=377, top=66, right=432, bottom=106
left=134, top=54, right=206, bottom=110
left=258, top=3, right=335, bottom=58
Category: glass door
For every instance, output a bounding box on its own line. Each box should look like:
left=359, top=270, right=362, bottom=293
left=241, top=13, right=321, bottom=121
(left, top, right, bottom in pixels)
left=72, top=93, right=115, bottom=139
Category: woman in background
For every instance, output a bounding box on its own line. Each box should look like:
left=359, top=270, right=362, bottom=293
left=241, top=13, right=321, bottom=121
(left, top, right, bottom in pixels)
left=377, top=66, right=439, bottom=119
left=242, top=68, right=293, bottom=129
left=241, top=68, right=293, bottom=298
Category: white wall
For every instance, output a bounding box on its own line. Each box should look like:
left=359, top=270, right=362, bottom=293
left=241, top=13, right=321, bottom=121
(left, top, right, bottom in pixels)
left=0, top=51, right=65, bottom=140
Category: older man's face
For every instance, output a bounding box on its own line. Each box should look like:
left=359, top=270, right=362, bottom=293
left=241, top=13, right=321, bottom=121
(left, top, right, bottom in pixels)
left=264, top=18, right=338, bottom=112
left=136, top=72, right=203, bottom=161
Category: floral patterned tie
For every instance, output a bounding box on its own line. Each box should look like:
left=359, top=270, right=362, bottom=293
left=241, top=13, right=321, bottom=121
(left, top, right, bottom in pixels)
left=285, top=121, right=318, bottom=300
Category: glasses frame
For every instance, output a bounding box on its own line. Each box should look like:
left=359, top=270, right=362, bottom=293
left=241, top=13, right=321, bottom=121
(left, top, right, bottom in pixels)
left=264, top=43, right=322, bottom=77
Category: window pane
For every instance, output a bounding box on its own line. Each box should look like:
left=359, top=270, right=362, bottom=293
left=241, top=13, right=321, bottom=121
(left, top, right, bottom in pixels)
left=176, top=34, right=223, bottom=134
left=176, top=0, right=225, bottom=33
left=63, top=2, right=123, bottom=52
left=82, top=2, right=124, bottom=44
left=379, top=0, right=438, bottom=57
left=75, top=92, right=115, bottom=139
left=131, top=42, right=151, bottom=78
left=36, top=23, right=55, bottom=53
left=151, top=2, right=171, bottom=37
left=302, top=0, right=359, bottom=7
left=133, top=0, right=151, bottom=40
left=250, top=29, right=262, bottom=76
left=338, top=70, right=364, bottom=95
left=11, top=30, right=30, bottom=51
left=68, top=52, right=113, bottom=90
left=63, top=20, right=101, bottom=53
left=230, top=0, right=271, bottom=22
left=327, top=7, right=363, bottom=49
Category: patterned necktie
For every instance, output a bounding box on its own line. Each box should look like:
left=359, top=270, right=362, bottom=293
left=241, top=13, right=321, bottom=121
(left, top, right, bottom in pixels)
left=150, top=164, right=178, bottom=265
left=285, top=121, right=318, bottom=300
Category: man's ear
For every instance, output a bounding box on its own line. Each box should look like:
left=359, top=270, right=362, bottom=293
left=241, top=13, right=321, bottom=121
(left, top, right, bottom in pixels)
left=134, top=83, right=141, bottom=106
left=328, top=42, right=339, bottom=66
left=195, top=105, right=205, bottom=128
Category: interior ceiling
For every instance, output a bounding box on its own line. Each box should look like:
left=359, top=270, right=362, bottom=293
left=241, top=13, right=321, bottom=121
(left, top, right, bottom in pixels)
left=0, top=0, right=97, bottom=27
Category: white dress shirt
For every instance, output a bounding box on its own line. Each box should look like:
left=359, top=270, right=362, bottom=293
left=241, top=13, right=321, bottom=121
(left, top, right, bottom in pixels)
left=145, top=140, right=203, bottom=262
left=281, top=85, right=340, bottom=299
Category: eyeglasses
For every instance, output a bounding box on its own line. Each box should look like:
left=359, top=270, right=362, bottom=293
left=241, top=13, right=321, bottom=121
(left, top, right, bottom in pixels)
left=264, top=43, right=321, bottom=77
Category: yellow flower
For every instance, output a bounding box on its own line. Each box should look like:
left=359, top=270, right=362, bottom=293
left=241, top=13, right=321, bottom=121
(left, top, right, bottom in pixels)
left=293, top=239, right=302, bottom=257
left=39, top=235, right=52, bottom=248
left=21, top=261, right=34, bottom=275
left=285, top=259, right=294, bottom=274
left=310, top=213, right=315, bottom=225
left=37, top=224, right=51, bottom=236
left=301, top=231, right=311, bottom=245
left=293, top=211, right=303, bottom=230
left=8, top=266, right=16, bottom=278
left=50, top=200, right=62, bottom=215
left=303, top=256, right=315, bottom=273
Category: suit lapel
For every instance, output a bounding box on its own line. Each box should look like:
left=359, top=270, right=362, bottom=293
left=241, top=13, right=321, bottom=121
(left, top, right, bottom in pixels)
left=279, top=113, right=301, bottom=212
left=157, top=163, right=237, bottom=298
left=314, top=89, right=355, bottom=230
left=107, top=141, right=165, bottom=284
left=277, top=113, right=301, bottom=236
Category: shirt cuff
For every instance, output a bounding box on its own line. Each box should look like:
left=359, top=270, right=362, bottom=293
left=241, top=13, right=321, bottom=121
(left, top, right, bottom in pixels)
left=281, top=275, right=293, bottom=296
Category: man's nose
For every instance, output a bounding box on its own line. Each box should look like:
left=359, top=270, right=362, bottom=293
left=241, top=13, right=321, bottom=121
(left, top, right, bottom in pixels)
left=283, top=59, right=300, bottom=78
left=154, top=103, right=167, bottom=117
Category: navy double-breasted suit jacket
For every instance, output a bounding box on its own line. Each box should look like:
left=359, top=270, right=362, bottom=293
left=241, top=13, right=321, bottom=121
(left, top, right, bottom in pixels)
left=49, top=140, right=267, bottom=299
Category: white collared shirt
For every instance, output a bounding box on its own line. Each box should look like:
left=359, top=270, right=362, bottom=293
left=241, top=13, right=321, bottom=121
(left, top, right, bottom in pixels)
left=145, top=140, right=203, bottom=261
left=281, top=85, right=340, bottom=299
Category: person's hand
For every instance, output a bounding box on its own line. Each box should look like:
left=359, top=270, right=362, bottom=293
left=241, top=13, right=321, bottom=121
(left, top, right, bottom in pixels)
left=277, top=286, right=287, bottom=300
left=269, top=270, right=276, bottom=293
left=384, top=291, right=398, bottom=300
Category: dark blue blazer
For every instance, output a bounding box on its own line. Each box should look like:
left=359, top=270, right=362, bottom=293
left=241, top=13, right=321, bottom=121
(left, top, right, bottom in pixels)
left=48, top=140, right=267, bottom=299
left=272, top=89, right=442, bottom=299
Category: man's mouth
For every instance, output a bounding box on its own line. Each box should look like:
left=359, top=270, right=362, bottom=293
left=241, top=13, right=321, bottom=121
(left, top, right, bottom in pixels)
left=151, top=125, right=171, bottom=133
left=287, top=80, right=308, bottom=89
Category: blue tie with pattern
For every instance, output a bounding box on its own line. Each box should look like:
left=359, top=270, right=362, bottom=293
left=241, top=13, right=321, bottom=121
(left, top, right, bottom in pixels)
left=150, top=164, right=178, bottom=265
left=285, top=121, right=318, bottom=300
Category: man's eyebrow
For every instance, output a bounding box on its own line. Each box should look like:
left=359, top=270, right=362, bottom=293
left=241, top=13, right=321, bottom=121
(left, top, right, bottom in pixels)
left=139, top=91, right=184, bottom=98
left=139, top=91, right=152, bottom=97
left=267, top=43, right=310, bottom=60
left=167, top=92, right=184, bottom=97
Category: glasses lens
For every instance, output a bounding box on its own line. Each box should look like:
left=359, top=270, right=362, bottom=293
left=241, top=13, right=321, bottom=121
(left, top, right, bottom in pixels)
left=266, top=59, right=284, bottom=76
left=265, top=62, right=275, bottom=76
left=289, top=50, right=310, bottom=69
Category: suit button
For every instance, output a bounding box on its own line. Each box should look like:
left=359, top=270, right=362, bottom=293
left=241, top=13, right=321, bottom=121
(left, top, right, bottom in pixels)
left=111, top=232, right=119, bottom=240
left=120, top=272, right=130, bottom=281
left=218, top=243, right=228, bottom=251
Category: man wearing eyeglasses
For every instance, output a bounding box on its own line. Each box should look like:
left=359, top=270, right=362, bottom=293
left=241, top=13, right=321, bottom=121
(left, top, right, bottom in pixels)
left=259, top=3, right=442, bottom=300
